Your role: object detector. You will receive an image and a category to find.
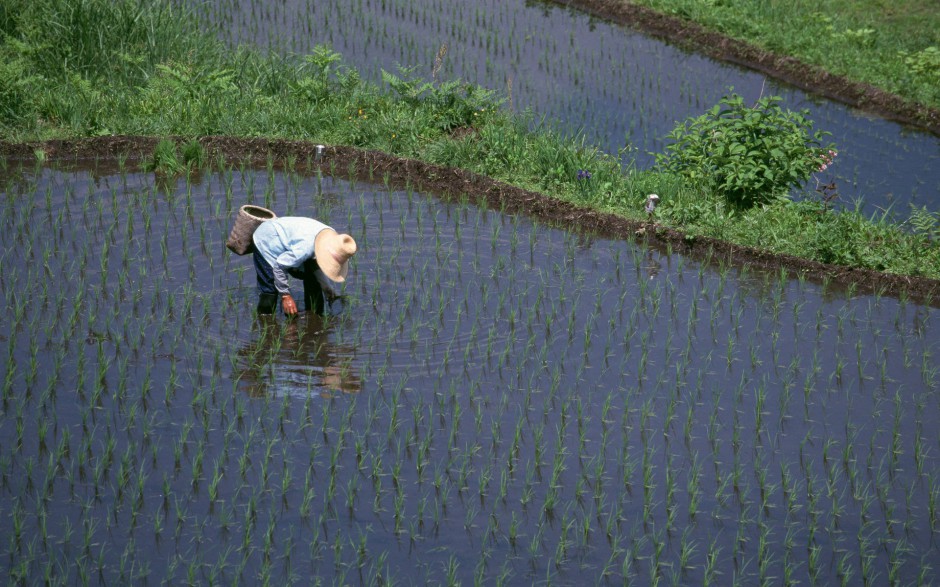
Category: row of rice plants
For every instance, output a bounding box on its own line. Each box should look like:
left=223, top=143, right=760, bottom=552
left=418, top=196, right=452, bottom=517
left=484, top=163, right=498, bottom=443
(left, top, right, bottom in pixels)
left=0, top=158, right=937, bottom=583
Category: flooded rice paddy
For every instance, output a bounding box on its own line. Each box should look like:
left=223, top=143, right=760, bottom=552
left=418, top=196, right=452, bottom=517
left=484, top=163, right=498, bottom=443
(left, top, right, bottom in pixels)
left=0, top=160, right=938, bottom=584
left=188, top=0, right=940, bottom=216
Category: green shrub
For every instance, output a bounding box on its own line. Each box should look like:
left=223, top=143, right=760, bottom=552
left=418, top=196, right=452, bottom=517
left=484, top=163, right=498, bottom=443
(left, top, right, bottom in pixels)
left=656, top=92, right=834, bottom=208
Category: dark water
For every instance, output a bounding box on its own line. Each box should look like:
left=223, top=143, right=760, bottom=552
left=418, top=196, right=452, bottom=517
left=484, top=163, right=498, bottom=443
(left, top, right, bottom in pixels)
left=0, top=163, right=938, bottom=584
left=188, top=0, right=940, bottom=218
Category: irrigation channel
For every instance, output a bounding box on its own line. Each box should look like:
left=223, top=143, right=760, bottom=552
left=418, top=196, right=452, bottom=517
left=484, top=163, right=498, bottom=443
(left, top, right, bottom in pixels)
left=186, top=0, right=940, bottom=217
left=0, top=157, right=938, bottom=584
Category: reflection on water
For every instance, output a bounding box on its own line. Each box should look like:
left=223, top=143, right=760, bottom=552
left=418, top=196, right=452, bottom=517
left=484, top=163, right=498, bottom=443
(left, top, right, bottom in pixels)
left=236, top=313, right=361, bottom=397
left=642, top=248, right=662, bottom=280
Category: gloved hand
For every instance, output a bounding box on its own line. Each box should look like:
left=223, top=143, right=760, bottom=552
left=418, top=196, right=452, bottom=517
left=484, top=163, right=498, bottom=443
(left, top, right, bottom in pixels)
left=281, top=294, right=298, bottom=316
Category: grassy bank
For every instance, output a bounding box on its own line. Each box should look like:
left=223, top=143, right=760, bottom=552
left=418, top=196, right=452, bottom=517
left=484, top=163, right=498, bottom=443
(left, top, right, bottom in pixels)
left=2, top=0, right=939, bottom=280
left=622, top=0, right=940, bottom=113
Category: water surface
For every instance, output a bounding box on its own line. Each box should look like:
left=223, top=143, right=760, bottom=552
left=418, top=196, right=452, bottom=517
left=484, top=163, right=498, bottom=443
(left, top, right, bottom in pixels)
left=0, top=163, right=937, bottom=583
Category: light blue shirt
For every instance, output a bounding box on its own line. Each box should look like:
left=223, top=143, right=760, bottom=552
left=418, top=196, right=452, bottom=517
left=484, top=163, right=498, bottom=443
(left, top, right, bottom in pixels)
left=253, top=217, right=332, bottom=295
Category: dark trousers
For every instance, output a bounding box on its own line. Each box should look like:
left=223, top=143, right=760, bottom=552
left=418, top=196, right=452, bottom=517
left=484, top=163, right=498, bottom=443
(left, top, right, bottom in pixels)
left=253, top=251, right=325, bottom=315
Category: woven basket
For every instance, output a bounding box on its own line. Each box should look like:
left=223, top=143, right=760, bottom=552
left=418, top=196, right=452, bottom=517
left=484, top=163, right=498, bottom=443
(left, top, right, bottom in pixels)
left=225, top=205, right=277, bottom=255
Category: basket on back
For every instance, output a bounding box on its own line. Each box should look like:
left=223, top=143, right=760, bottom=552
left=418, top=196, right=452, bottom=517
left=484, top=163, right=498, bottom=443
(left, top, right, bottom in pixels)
left=226, top=205, right=277, bottom=255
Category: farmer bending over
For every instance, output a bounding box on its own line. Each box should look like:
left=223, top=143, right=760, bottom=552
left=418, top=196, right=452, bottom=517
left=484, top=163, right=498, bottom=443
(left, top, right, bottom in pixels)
left=252, top=217, right=357, bottom=316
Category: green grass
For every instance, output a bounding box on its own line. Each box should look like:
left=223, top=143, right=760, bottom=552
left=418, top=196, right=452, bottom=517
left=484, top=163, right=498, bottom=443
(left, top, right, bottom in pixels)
left=623, top=0, right=940, bottom=111
left=1, top=0, right=939, bottom=279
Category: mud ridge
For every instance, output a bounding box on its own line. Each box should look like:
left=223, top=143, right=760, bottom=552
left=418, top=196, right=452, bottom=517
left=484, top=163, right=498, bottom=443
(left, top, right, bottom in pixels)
left=3, top=135, right=938, bottom=305
left=554, top=0, right=940, bottom=136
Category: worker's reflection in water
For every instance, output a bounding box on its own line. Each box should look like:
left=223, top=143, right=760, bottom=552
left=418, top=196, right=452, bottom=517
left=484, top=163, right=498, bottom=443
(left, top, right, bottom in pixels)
left=644, top=249, right=662, bottom=280
left=236, top=312, right=361, bottom=397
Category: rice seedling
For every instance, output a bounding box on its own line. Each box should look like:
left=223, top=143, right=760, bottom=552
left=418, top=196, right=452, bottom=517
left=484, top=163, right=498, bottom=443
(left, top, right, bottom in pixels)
left=0, top=127, right=937, bottom=585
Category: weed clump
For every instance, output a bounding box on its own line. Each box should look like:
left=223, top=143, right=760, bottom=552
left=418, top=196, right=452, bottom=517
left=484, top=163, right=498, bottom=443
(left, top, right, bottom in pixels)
left=143, top=139, right=183, bottom=175
left=143, top=139, right=205, bottom=175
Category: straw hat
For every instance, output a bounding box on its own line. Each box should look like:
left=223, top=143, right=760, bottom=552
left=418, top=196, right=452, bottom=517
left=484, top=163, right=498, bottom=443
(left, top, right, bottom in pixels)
left=314, top=228, right=357, bottom=282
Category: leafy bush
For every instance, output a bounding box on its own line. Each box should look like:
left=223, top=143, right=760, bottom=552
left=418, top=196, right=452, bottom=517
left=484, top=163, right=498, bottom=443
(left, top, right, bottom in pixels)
left=656, top=92, right=833, bottom=208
